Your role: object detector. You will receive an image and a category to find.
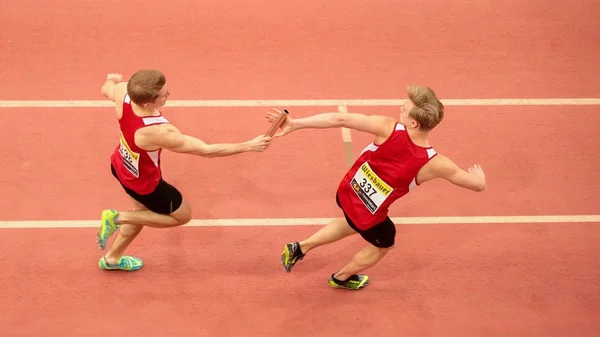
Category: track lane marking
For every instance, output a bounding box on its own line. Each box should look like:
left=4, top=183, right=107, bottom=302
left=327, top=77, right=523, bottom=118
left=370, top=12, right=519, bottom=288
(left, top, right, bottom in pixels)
left=1, top=215, right=599, bottom=228
left=2, top=98, right=600, bottom=108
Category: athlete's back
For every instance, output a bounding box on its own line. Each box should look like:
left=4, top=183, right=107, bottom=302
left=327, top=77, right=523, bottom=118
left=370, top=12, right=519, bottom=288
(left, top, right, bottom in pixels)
left=337, top=122, right=437, bottom=229
left=110, top=94, right=169, bottom=194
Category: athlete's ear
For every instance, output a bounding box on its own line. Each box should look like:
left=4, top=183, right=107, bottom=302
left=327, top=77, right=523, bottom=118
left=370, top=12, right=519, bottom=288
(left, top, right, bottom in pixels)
left=409, top=119, right=419, bottom=129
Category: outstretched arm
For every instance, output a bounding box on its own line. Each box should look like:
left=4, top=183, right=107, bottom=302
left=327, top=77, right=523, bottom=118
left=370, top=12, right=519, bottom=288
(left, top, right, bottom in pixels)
left=422, top=155, right=487, bottom=192
left=136, top=123, right=272, bottom=158
left=266, top=109, right=397, bottom=140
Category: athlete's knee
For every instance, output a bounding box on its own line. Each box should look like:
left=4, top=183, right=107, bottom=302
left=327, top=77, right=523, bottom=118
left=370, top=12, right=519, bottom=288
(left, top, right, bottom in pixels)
left=171, top=200, right=192, bottom=225
left=372, top=242, right=394, bottom=256
left=171, top=212, right=191, bottom=226
left=367, top=245, right=392, bottom=264
left=378, top=245, right=394, bottom=253
left=369, top=235, right=395, bottom=250
left=176, top=212, right=192, bottom=225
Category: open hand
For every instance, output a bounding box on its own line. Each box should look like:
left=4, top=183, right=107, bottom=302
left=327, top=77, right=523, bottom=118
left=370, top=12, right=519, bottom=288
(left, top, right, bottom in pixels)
left=265, top=108, right=294, bottom=138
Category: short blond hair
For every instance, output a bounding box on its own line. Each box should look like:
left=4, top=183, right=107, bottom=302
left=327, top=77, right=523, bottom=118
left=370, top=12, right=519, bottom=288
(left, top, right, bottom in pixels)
left=127, top=69, right=166, bottom=105
left=406, top=84, right=444, bottom=131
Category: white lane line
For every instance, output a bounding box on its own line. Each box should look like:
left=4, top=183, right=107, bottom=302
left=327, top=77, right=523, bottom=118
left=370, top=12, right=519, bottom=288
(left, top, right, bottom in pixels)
left=1, top=98, right=600, bottom=108
left=0, top=215, right=599, bottom=228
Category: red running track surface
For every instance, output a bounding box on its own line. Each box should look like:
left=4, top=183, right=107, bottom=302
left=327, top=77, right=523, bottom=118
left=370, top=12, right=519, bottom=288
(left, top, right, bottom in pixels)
left=1, top=0, right=599, bottom=336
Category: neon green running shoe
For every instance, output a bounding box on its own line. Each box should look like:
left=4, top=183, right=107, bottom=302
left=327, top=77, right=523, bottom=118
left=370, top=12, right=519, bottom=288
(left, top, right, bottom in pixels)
left=281, top=242, right=305, bottom=272
left=96, top=209, right=119, bottom=250
left=98, top=256, right=144, bottom=271
left=328, top=274, right=370, bottom=290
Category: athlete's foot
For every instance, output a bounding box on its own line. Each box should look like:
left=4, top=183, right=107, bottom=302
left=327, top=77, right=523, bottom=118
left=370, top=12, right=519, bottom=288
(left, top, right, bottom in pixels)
left=98, top=256, right=144, bottom=271
left=96, top=209, right=120, bottom=250
left=328, top=274, right=370, bottom=290
left=281, top=242, right=305, bottom=272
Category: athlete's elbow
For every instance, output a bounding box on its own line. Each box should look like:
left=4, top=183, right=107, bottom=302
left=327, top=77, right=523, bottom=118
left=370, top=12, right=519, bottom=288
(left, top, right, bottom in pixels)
left=100, top=86, right=108, bottom=98
left=336, top=114, right=350, bottom=128
left=101, top=84, right=114, bottom=101
left=473, top=181, right=486, bottom=192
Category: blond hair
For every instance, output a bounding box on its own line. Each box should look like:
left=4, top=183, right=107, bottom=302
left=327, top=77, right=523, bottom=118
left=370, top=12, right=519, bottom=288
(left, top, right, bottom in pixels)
left=406, top=84, right=444, bottom=131
left=127, top=69, right=166, bottom=105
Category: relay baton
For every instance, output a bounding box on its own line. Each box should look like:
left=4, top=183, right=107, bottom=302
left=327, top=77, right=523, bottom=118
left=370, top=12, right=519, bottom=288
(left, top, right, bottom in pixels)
left=265, top=109, right=289, bottom=137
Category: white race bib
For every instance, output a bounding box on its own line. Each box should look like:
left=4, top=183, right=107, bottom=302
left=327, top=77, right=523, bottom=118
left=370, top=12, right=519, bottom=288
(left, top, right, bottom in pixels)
left=119, top=132, right=140, bottom=178
left=350, top=162, right=394, bottom=214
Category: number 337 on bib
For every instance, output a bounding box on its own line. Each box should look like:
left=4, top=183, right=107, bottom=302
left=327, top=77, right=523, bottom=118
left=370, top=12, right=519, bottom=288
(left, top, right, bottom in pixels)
left=350, top=162, right=394, bottom=214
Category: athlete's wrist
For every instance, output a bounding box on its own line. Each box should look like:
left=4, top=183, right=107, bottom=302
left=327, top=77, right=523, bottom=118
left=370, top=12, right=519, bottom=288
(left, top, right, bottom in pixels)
left=242, top=140, right=253, bottom=152
left=289, top=120, right=301, bottom=132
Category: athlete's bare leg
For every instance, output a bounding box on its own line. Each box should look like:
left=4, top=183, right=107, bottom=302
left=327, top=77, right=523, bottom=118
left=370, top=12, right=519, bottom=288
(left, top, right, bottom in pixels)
left=98, top=199, right=193, bottom=270
left=115, top=199, right=192, bottom=228
left=103, top=200, right=146, bottom=265
left=282, top=217, right=393, bottom=290
left=281, top=218, right=358, bottom=273
left=97, top=199, right=192, bottom=252
left=298, top=218, right=358, bottom=254
left=333, top=244, right=393, bottom=281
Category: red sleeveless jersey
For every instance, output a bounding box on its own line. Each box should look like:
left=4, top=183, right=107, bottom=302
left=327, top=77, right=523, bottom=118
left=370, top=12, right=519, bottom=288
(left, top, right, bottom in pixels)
left=337, top=122, right=437, bottom=230
left=110, top=94, right=169, bottom=195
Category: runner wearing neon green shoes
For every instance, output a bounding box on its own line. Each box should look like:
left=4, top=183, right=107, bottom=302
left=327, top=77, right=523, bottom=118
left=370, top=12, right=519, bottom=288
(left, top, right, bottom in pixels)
left=96, top=70, right=272, bottom=271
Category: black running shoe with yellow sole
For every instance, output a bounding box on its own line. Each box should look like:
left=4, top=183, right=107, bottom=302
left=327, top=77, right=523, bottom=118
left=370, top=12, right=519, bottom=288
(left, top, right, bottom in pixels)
left=281, top=242, right=305, bottom=272
left=328, top=274, right=370, bottom=290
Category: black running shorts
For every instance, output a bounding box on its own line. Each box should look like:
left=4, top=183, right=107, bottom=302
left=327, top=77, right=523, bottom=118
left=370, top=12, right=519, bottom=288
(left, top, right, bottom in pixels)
left=111, top=164, right=183, bottom=215
left=336, top=192, right=396, bottom=248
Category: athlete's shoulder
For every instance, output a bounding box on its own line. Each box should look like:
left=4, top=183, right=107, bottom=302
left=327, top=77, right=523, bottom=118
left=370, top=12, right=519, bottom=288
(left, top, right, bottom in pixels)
left=426, top=154, right=452, bottom=169
left=134, top=123, right=181, bottom=151
left=137, top=122, right=178, bottom=137
left=369, top=116, right=400, bottom=144
left=417, top=154, right=457, bottom=182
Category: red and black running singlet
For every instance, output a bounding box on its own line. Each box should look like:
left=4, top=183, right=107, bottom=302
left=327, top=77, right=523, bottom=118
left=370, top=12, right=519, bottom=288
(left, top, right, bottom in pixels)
left=110, top=94, right=169, bottom=195
left=336, top=123, right=437, bottom=230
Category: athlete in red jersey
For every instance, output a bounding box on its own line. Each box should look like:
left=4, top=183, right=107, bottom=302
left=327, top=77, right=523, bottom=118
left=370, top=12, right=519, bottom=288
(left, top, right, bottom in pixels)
left=273, top=84, right=487, bottom=290
left=110, top=93, right=170, bottom=195
left=96, top=70, right=272, bottom=272
left=337, top=122, right=438, bottom=231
